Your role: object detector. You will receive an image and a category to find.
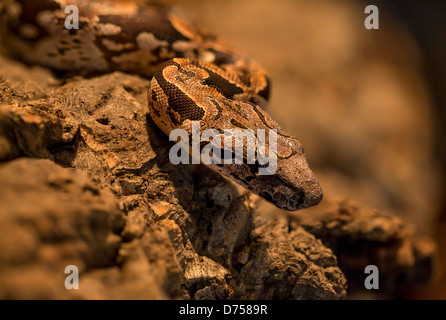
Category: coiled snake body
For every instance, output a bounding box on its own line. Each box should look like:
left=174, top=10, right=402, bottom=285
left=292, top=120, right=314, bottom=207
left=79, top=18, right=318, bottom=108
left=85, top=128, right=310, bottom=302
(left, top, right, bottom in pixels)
left=1, top=0, right=323, bottom=211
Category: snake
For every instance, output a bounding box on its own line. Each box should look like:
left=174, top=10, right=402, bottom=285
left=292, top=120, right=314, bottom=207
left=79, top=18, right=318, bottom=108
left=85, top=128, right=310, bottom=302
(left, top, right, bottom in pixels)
left=0, top=0, right=323, bottom=211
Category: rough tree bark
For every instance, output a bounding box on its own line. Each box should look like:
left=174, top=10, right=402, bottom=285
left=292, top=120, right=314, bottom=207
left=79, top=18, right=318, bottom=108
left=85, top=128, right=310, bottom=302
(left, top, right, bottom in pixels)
left=0, top=55, right=437, bottom=299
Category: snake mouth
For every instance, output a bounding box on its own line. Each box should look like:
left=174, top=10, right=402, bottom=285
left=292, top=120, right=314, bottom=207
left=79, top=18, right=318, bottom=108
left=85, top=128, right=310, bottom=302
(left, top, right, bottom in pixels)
left=261, top=178, right=323, bottom=211
left=262, top=188, right=306, bottom=211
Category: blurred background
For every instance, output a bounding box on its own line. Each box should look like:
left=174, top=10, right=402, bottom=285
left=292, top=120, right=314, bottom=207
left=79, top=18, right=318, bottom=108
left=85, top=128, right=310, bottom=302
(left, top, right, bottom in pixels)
left=169, top=0, right=446, bottom=299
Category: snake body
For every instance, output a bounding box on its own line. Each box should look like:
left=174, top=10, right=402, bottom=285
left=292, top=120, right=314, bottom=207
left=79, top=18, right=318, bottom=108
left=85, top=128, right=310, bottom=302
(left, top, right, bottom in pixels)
left=0, top=0, right=323, bottom=211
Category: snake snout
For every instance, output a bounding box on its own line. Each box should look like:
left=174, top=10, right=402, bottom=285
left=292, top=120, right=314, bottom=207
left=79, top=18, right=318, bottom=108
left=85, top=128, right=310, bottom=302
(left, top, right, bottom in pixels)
left=297, top=177, right=323, bottom=210
left=273, top=150, right=323, bottom=211
left=271, top=177, right=322, bottom=211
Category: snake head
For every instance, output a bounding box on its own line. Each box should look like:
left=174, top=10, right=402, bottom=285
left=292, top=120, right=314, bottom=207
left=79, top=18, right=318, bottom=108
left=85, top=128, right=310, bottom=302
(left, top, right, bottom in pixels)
left=148, top=58, right=322, bottom=211
left=248, top=135, right=323, bottom=211
left=209, top=132, right=323, bottom=211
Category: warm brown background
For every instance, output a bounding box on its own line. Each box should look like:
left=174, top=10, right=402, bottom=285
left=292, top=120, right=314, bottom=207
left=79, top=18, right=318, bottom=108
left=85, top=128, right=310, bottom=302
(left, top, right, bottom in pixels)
left=172, top=0, right=446, bottom=299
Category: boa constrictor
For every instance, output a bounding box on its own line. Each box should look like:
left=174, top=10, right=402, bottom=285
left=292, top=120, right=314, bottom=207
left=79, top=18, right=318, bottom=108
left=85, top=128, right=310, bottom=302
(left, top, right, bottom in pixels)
left=0, top=0, right=323, bottom=211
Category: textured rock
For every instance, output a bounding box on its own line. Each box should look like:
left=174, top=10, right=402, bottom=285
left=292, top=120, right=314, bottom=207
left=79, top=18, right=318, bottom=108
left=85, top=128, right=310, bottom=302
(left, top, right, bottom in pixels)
left=238, top=213, right=346, bottom=299
left=295, top=199, right=437, bottom=297
left=0, top=0, right=440, bottom=300
left=0, top=59, right=348, bottom=299
left=0, top=158, right=127, bottom=299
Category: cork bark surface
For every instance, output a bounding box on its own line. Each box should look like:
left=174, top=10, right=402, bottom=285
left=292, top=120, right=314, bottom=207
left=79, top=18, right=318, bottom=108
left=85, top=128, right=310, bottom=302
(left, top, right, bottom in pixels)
left=0, top=54, right=436, bottom=299
left=0, top=0, right=441, bottom=299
